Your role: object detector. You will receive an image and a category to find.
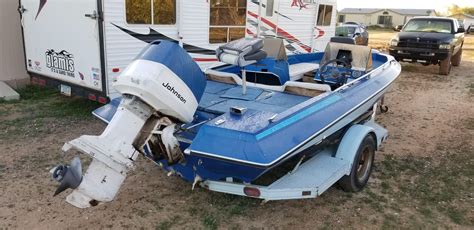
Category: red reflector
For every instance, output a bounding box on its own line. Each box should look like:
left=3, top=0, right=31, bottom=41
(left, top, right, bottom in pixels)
left=32, top=77, right=46, bottom=86
left=88, top=94, right=97, bottom=101
left=98, top=96, right=107, bottom=104
left=243, top=187, right=261, bottom=197
left=112, top=68, right=120, bottom=73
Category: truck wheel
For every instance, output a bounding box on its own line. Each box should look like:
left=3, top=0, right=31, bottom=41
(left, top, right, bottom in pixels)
left=451, top=49, right=462, bottom=67
left=439, top=53, right=452, bottom=75
left=338, top=134, right=376, bottom=192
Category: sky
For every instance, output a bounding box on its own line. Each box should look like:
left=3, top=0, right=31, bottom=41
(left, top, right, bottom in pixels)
left=337, top=0, right=474, bottom=14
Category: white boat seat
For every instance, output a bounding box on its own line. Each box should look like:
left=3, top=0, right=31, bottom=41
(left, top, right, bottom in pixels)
left=205, top=69, right=330, bottom=97
left=289, top=62, right=319, bottom=81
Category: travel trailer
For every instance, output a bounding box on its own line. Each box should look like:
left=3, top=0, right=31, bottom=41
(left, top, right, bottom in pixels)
left=19, top=0, right=337, bottom=102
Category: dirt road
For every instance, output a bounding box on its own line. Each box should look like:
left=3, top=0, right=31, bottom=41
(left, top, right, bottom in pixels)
left=0, top=34, right=473, bottom=229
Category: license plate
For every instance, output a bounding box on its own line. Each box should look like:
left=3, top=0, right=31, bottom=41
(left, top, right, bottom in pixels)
left=60, top=84, right=72, bottom=96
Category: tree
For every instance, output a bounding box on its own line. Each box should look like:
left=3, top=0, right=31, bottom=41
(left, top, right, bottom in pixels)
left=448, top=4, right=474, bottom=16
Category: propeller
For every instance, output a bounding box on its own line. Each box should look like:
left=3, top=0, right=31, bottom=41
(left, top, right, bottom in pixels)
left=52, top=156, right=83, bottom=196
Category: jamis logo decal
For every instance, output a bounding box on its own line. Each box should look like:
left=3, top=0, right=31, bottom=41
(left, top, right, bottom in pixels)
left=45, top=49, right=75, bottom=77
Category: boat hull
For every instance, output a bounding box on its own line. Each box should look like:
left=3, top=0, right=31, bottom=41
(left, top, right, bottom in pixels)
left=164, top=58, right=401, bottom=183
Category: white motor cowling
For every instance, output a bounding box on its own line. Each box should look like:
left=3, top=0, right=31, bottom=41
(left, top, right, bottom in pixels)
left=115, top=40, right=207, bottom=123
left=54, top=40, right=206, bottom=208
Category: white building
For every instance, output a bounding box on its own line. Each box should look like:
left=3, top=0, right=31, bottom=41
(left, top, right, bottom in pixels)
left=337, top=8, right=436, bottom=28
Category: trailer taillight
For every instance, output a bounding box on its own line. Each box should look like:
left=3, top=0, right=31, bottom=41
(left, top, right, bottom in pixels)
left=98, top=96, right=107, bottom=104
left=88, top=94, right=97, bottom=101
left=243, top=187, right=260, bottom=197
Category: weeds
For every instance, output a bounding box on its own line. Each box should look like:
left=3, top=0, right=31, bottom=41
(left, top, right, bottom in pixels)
left=0, top=85, right=100, bottom=139
left=373, top=149, right=474, bottom=227
left=155, top=220, right=172, bottom=230
left=202, top=213, right=218, bottom=230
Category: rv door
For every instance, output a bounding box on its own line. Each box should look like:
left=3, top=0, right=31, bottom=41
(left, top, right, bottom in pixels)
left=20, top=0, right=104, bottom=94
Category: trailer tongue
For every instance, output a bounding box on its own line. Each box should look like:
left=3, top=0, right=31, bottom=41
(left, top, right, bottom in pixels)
left=52, top=41, right=206, bottom=208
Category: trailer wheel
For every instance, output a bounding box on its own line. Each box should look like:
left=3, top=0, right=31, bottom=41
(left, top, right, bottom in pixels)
left=439, top=53, right=452, bottom=75
left=338, top=134, right=376, bottom=192
left=451, top=49, right=462, bottom=67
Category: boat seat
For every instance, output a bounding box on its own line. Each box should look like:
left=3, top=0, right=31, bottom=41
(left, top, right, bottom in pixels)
left=330, top=36, right=356, bottom=45
left=320, top=42, right=373, bottom=72
left=289, top=62, right=319, bottom=81
left=216, top=38, right=267, bottom=67
left=205, top=69, right=331, bottom=97
left=283, top=81, right=330, bottom=97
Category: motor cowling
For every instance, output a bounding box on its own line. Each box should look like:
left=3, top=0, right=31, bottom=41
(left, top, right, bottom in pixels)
left=54, top=40, right=207, bottom=208
left=114, top=40, right=207, bottom=123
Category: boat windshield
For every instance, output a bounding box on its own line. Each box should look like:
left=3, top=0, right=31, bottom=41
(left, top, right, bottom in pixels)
left=403, top=19, right=453, bottom=34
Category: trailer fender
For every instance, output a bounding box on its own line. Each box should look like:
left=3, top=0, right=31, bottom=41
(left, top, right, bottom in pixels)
left=335, top=122, right=387, bottom=175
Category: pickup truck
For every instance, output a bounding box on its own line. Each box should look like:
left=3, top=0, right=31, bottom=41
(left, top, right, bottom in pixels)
left=389, top=17, right=465, bottom=75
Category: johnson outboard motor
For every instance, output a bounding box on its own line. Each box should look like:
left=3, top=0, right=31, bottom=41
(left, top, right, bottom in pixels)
left=52, top=40, right=206, bottom=208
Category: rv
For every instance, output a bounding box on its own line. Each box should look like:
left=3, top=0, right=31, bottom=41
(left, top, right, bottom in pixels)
left=19, top=0, right=337, bottom=101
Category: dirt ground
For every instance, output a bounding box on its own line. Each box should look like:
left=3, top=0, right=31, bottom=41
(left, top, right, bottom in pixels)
left=0, top=32, right=473, bottom=229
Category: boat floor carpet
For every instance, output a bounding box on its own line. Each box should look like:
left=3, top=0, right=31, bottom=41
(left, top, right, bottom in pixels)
left=198, top=81, right=310, bottom=115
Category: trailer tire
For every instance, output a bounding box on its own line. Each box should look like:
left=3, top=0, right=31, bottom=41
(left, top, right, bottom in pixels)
left=338, top=134, right=376, bottom=192
left=439, top=53, right=452, bottom=75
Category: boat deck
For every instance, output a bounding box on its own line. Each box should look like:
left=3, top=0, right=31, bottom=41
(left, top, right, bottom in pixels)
left=197, top=80, right=310, bottom=115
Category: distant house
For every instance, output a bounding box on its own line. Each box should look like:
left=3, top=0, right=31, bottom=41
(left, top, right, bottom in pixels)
left=337, top=8, right=436, bottom=28
left=448, top=13, right=474, bottom=28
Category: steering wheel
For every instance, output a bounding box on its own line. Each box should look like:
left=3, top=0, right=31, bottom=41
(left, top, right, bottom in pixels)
left=315, top=58, right=352, bottom=85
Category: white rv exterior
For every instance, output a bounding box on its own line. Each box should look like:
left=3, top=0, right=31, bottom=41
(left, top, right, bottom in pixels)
left=19, top=0, right=337, bottom=100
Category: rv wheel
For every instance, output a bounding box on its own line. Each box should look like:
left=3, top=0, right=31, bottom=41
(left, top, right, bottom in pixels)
left=338, top=134, right=376, bottom=192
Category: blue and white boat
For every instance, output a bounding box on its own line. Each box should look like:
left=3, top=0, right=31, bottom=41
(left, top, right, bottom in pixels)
left=52, top=38, right=401, bottom=208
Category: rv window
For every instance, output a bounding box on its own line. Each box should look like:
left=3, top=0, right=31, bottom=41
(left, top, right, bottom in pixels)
left=316, top=4, right=333, bottom=26
left=209, top=0, right=247, bottom=43
left=126, top=0, right=152, bottom=24
left=153, top=0, right=176, bottom=24
left=126, top=0, right=176, bottom=25
left=209, top=28, right=228, bottom=43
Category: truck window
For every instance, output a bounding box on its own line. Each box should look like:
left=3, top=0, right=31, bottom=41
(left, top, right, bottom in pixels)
left=317, top=4, right=333, bottom=26
left=403, top=19, right=452, bottom=34
left=209, top=0, right=247, bottom=44
left=126, top=0, right=176, bottom=25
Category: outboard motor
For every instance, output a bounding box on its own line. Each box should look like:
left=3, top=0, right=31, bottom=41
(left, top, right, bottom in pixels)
left=53, top=40, right=206, bottom=208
